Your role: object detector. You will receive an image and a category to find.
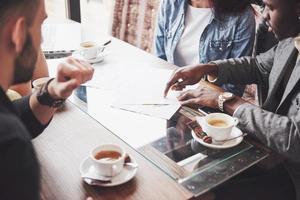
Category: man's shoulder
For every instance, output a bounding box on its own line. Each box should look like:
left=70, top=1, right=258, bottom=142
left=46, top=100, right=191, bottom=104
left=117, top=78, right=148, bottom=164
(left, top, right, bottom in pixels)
left=277, top=37, right=295, bottom=50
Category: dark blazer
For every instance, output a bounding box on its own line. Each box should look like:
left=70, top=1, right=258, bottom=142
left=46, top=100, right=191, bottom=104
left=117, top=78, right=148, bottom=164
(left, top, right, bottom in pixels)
left=214, top=37, right=300, bottom=199
left=0, top=88, right=46, bottom=200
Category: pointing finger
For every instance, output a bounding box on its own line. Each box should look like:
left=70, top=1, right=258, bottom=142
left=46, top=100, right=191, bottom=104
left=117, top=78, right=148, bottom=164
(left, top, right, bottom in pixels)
left=164, top=71, right=182, bottom=97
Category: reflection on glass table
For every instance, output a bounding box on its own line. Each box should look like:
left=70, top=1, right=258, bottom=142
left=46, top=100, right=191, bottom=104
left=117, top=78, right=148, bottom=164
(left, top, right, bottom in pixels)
left=71, top=85, right=269, bottom=197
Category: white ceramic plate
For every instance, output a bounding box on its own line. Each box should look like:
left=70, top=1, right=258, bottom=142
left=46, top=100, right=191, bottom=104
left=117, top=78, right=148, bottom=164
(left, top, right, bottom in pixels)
left=80, top=155, right=138, bottom=187
left=72, top=51, right=107, bottom=64
left=191, top=127, right=244, bottom=149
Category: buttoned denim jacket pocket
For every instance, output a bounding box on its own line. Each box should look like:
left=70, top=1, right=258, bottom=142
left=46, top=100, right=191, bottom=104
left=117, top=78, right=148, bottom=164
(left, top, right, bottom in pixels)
left=208, top=40, right=233, bottom=61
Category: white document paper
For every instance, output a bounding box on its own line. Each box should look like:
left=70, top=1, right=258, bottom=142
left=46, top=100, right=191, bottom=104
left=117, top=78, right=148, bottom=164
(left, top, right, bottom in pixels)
left=109, top=66, right=181, bottom=119
left=82, top=62, right=200, bottom=120
left=111, top=104, right=180, bottom=120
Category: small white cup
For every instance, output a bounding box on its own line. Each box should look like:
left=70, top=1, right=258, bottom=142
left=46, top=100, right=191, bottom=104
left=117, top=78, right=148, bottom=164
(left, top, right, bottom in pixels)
left=90, top=144, right=126, bottom=177
left=79, top=41, right=105, bottom=60
left=196, top=113, right=239, bottom=142
left=32, top=77, right=51, bottom=92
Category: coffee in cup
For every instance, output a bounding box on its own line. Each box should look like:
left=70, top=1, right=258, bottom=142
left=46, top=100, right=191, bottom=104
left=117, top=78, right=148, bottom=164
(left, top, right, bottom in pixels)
left=94, top=150, right=122, bottom=162
left=91, top=144, right=126, bottom=177
left=197, top=113, right=239, bottom=142
left=207, top=118, right=229, bottom=127
left=79, top=41, right=105, bottom=60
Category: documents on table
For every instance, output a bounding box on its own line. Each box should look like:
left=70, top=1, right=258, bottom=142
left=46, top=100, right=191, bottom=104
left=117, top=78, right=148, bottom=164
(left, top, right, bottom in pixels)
left=81, top=62, right=199, bottom=120
left=111, top=103, right=180, bottom=120
left=110, top=66, right=181, bottom=120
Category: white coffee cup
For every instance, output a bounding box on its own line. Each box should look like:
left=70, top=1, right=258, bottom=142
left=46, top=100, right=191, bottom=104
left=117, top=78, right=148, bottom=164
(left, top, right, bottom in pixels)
left=90, top=144, right=126, bottom=177
left=32, top=77, right=51, bottom=92
left=196, top=113, right=239, bottom=142
left=79, top=41, right=105, bottom=60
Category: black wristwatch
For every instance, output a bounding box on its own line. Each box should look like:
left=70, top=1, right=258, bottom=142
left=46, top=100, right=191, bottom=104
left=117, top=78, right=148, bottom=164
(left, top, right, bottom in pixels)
left=36, top=78, right=65, bottom=108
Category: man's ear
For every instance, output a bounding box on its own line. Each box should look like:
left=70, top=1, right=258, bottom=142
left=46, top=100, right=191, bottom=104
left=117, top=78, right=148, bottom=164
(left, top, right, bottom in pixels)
left=11, top=17, right=26, bottom=54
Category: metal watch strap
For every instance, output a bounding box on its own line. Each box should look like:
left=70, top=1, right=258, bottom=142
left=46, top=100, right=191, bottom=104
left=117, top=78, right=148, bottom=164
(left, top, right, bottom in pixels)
left=36, top=78, right=65, bottom=108
left=218, top=94, right=225, bottom=112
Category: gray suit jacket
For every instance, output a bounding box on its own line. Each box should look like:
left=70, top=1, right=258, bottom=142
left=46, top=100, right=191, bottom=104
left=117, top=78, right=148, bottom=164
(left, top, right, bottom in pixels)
left=214, top=37, right=300, bottom=199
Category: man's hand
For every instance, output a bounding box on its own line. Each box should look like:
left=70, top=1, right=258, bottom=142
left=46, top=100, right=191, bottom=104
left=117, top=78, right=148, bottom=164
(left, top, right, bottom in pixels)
left=177, top=86, right=221, bottom=109
left=164, top=63, right=218, bottom=97
left=47, top=57, right=94, bottom=99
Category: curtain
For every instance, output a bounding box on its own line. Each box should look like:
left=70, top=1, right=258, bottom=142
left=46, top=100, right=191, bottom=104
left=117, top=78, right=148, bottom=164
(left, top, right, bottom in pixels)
left=112, top=0, right=159, bottom=52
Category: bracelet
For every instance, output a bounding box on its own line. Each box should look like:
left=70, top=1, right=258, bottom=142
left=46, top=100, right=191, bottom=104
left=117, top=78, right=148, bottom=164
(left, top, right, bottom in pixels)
left=36, top=78, right=65, bottom=108
left=218, top=94, right=225, bottom=112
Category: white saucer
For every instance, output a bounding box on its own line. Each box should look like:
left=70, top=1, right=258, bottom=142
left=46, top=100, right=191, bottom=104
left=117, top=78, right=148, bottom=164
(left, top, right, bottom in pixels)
left=72, top=51, right=107, bottom=64
left=191, top=127, right=244, bottom=149
left=79, top=155, right=138, bottom=187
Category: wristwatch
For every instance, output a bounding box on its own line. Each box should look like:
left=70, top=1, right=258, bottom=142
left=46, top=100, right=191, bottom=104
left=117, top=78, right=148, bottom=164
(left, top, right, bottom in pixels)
left=36, top=78, right=65, bottom=108
left=218, top=92, right=235, bottom=112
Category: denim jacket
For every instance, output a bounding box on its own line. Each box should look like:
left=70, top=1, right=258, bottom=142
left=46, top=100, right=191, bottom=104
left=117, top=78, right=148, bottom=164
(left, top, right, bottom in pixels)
left=155, top=0, right=256, bottom=96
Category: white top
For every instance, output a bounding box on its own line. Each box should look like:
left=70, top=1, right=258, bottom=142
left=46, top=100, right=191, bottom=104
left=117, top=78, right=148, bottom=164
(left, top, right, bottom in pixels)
left=174, top=5, right=212, bottom=67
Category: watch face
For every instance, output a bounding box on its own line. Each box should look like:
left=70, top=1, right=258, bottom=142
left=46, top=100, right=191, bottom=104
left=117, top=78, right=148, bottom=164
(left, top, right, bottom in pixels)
left=52, top=99, right=65, bottom=108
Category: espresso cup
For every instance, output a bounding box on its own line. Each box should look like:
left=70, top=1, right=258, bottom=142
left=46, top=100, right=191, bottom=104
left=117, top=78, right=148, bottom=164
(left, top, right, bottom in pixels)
left=32, top=77, right=51, bottom=92
left=79, top=41, right=105, bottom=60
left=90, top=144, right=126, bottom=177
left=196, top=113, right=239, bottom=142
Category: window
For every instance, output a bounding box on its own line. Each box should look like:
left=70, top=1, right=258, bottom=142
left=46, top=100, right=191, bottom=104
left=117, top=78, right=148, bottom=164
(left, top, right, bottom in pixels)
left=80, top=0, right=115, bottom=40
left=45, top=0, right=68, bottom=19
left=44, top=0, right=115, bottom=41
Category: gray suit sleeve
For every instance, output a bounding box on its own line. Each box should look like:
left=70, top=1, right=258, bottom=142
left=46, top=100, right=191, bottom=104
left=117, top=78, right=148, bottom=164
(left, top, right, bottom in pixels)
left=213, top=45, right=277, bottom=85
left=234, top=103, right=300, bottom=163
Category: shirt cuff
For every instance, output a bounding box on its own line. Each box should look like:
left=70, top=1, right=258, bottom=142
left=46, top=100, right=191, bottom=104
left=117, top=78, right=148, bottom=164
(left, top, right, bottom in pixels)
left=208, top=60, right=228, bottom=85
left=232, top=103, right=253, bottom=118
left=232, top=104, right=245, bottom=117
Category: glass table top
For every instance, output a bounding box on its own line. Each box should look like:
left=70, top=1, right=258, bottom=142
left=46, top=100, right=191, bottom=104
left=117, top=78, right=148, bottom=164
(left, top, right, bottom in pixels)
left=70, top=84, right=268, bottom=196
left=63, top=38, right=269, bottom=197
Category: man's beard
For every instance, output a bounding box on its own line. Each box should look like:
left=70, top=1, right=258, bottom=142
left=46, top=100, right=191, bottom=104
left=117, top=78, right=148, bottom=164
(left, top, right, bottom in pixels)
left=13, top=32, right=38, bottom=84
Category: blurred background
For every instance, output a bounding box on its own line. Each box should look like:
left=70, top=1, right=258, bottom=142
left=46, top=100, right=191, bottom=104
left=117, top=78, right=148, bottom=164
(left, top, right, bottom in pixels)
left=45, top=0, right=159, bottom=52
left=44, top=0, right=259, bottom=103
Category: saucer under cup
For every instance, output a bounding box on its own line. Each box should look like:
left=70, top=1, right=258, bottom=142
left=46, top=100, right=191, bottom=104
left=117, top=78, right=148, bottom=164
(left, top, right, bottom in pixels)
left=80, top=155, right=138, bottom=187
left=192, top=127, right=243, bottom=149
